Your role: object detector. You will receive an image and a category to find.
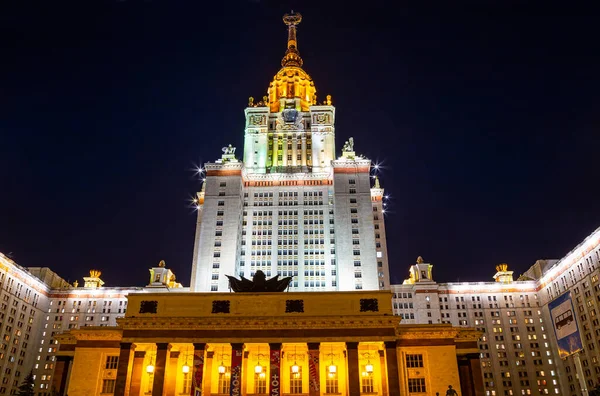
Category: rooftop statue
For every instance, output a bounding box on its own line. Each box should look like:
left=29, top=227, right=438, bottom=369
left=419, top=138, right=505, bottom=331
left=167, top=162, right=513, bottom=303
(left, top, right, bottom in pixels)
left=226, top=270, right=293, bottom=292
left=342, top=137, right=354, bottom=152
left=222, top=144, right=236, bottom=155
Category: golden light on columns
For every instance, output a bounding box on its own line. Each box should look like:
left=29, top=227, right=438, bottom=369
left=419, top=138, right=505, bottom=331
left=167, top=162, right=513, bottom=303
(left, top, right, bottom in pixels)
left=146, top=363, right=155, bottom=373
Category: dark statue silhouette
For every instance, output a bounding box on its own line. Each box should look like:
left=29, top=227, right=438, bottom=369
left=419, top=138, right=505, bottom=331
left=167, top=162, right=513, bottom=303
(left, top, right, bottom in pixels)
left=226, top=270, right=293, bottom=292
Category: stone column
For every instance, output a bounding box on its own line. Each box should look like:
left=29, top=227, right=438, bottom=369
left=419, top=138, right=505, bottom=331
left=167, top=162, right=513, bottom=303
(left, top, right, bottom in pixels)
left=129, top=350, right=146, bottom=396
left=241, top=350, right=249, bottom=395
left=202, top=351, right=214, bottom=395
left=470, top=354, right=485, bottom=396
left=192, top=343, right=206, bottom=393
left=346, top=342, right=360, bottom=396
left=379, top=349, right=388, bottom=396
left=269, top=343, right=282, bottom=396
left=458, top=353, right=484, bottom=396
left=273, top=135, right=279, bottom=167
left=52, top=356, right=72, bottom=395
left=230, top=343, right=244, bottom=396
left=114, top=342, right=133, bottom=396
left=165, top=350, right=179, bottom=396
left=301, top=135, right=307, bottom=167
left=307, top=343, right=320, bottom=396
left=152, top=343, right=169, bottom=396
left=292, top=137, right=298, bottom=166
left=384, top=341, right=400, bottom=396
left=282, top=135, right=288, bottom=166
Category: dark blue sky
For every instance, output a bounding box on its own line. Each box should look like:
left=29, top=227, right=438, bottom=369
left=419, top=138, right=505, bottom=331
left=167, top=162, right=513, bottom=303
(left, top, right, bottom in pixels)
left=1, top=1, right=599, bottom=287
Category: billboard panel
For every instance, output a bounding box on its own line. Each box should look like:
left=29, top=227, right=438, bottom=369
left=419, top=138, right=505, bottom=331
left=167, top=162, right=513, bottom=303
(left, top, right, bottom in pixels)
left=548, top=291, right=583, bottom=358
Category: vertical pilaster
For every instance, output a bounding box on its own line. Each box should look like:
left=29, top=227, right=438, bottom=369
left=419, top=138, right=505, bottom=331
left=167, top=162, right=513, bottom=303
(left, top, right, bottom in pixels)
left=273, top=135, right=279, bottom=167
left=301, top=135, right=307, bottom=167
left=130, top=351, right=146, bottom=396
left=152, top=343, right=169, bottom=396
left=283, top=134, right=288, bottom=166
left=52, top=356, right=72, bottom=395
left=242, top=350, right=249, bottom=395
left=192, top=343, right=206, bottom=395
left=458, top=353, right=484, bottom=396
left=230, top=343, right=244, bottom=396
left=165, top=350, right=179, bottom=396
left=202, top=351, right=214, bottom=395
left=292, top=136, right=298, bottom=166
left=346, top=342, right=360, bottom=396
left=269, top=343, right=282, bottom=396
left=469, top=354, right=485, bottom=396
left=384, top=341, right=400, bottom=396
left=114, top=342, right=133, bottom=396
left=307, top=343, right=320, bottom=396
left=379, top=349, right=388, bottom=396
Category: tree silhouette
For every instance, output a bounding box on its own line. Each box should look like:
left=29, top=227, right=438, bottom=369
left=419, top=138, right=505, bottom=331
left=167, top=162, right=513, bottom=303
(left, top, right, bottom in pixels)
left=17, top=371, right=35, bottom=396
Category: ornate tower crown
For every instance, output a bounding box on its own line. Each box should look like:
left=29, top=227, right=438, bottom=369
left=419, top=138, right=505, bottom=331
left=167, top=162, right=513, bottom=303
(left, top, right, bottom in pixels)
left=281, top=11, right=303, bottom=68
left=267, top=11, right=317, bottom=113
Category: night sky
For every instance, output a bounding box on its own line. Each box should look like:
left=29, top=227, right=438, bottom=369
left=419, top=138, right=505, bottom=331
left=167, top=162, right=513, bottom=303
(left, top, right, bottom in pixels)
left=1, top=1, right=599, bottom=288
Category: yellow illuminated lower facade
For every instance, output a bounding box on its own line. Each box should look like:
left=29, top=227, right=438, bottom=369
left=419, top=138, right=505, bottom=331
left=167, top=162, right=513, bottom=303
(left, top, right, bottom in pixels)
left=53, top=291, right=484, bottom=396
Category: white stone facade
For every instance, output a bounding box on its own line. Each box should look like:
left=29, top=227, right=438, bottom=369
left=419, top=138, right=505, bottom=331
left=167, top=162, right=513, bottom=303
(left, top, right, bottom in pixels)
left=390, top=227, right=600, bottom=396
left=189, top=99, right=389, bottom=293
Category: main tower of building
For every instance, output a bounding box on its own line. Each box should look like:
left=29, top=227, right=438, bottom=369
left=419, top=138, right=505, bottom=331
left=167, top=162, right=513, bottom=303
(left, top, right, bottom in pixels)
left=190, top=12, right=390, bottom=292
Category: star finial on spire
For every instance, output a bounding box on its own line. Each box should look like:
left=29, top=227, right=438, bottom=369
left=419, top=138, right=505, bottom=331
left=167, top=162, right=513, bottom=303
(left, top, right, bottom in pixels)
left=281, top=11, right=303, bottom=68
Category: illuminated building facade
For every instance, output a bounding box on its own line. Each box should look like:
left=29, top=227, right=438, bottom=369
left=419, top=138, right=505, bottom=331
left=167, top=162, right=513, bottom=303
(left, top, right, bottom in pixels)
left=391, top=227, right=600, bottom=396
left=1, top=9, right=599, bottom=396
left=52, top=290, right=482, bottom=396
left=0, top=254, right=184, bottom=395
left=189, top=12, right=391, bottom=293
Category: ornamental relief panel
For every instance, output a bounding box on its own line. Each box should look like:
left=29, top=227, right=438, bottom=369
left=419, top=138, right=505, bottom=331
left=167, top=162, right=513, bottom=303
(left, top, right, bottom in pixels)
left=248, top=114, right=267, bottom=126
left=312, top=113, right=331, bottom=124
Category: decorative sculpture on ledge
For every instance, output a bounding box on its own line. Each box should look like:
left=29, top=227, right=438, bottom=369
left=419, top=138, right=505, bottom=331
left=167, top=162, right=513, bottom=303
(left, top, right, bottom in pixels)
left=226, top=270, right=293, bottom=292
left=222, top=144, right=236, bottom=155
left=342, top=137, right=354, bottom=153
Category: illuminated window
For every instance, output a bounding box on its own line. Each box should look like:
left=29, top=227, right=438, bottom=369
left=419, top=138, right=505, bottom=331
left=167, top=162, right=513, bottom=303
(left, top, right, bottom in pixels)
left=101, top=379, right=115, bottom=394
left=182, top=372, right=191, bottom=394
left=325, top=366, right=338, bottom=394
left=290, top=366, right=302, bottom=394
left=406, top=354, right=423, bottom=368
left=254, top=366, right=267, bottom=393
left=361, top=365, right=374, bottom=393
left=218, top=367, right=231, bottom=394
left=408, top=378, right=426, bottom=393
left=105, top=355, right=118, bottom=369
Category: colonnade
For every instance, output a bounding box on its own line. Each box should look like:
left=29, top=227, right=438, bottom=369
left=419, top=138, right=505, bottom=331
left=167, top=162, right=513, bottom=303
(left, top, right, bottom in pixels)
left=113, top=341, right=400, bottom=396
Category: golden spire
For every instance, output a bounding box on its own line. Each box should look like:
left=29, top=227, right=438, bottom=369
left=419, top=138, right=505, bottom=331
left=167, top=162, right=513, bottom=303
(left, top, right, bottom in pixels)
left=281, top=11, right=303, bottom=68
left=416, top=256, right=424, bottom=264
left=267, top=11, right=316, bottom=112
left=374, top=176, right=381, bottom=189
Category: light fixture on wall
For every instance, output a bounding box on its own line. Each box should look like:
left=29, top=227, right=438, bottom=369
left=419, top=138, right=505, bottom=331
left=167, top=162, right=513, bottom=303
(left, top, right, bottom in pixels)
left=361, top=350, right=374, bottom=375
left=291, top=345, right=300, bottom=376
left=327, top=345, right=336, bottom=375
left=255, top=346, right=263, bottom=374
left=146, top=352, right=155, bottom=373
left=218, top=346, right=226, bottom=374
left=182, top=350, right=190, bottom=374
